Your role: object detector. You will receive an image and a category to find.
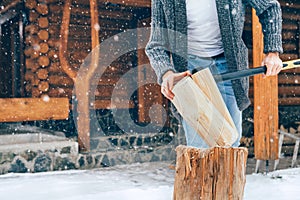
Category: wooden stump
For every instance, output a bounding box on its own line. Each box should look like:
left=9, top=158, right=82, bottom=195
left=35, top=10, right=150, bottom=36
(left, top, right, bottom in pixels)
left=174, top=145, right=248, bottom=200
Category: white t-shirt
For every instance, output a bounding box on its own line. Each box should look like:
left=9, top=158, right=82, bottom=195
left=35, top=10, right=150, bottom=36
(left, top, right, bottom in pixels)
left=186, top=0, right=224, bottom=57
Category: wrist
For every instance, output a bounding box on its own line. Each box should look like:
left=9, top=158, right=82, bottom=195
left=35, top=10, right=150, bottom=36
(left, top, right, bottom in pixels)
left=266, top=52, right=279, bottom=56
left=162, top=70, right=175, bottom=80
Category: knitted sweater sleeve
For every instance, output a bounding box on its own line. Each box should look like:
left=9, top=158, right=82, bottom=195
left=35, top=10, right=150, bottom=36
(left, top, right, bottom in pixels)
left=248, top=0, right=283, bottom=53
left=145, top=0, right=176, bottom=84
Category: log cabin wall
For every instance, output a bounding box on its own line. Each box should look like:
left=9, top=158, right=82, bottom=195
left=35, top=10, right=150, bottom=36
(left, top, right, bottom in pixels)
left=2, top=0, right=299, bottom=141
left=22, top=0, right=155, bottom=137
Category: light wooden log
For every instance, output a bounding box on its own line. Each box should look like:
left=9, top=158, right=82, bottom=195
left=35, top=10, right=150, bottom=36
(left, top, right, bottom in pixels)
left=25, top=35, right=40, bottom=45
left=38, top=81, right=50, bottom=92
left=36, top=3, right=49, bottom=15
left=93, top=99, right=134, bottom=109
left=37, top=29, right=49, bottom=40
left=25, top=0, right=37, bottom=9
left=48, top=87, right=73, bottom=98
left=173, top=145, right=248, bottom=200
left=29, top=10, right=39, bottom=22
left=38, top=55, right=50, bottom=67
left=48, top=75, right=73, bottom=86
left=0, top=98, right=69, bottom=122
left=48, top=61, right=62, bottom=73
left=25, top=24, right=39, bottom=34
left=37, top=68, right=49, bottom=80
left=31, top=74, right=40, bottom=86
left=25, top=58, right=40, bottom=72
left=25, top=71, right=35, bottom=82
left=252, top=9, right=279, bottom=160
left=39, top=42, right=49, bottom=53
left=31, top=87, right=42, bottom=97
left=38, top=17, right=49, bottom=28
left=172, top=68, right=238, bottom=147
left=192, top=69, right=237, bottom=134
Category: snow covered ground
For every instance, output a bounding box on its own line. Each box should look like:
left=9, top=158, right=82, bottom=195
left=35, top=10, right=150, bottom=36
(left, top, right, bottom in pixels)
left=0, top=162, right=299, bottom=200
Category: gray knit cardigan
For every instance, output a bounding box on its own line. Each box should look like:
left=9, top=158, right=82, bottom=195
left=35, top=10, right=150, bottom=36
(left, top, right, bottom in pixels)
left=145, top=0, right=283, bottom=111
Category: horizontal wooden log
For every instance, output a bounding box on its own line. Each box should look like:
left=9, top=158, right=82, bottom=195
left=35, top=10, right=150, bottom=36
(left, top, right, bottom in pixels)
left=25, top=0, right=37, bottom=9
left=37, top=68, right=49, bottom=80
left=25, top=58, right=40, bottom=72
left=42, top=0, right=150, bottom=8
left=25, top=35, right=40, bottom=45
left=48, top=75, right=74, bottom=86
left=39, top=42, right=49, bottom=53
left=249, top=74, right=300, bottom=85
left=37, top=29, right=49, bottom=40
left=248, top=86, right=300, bottom=98
left=0, top=98, right=69, bottom=122
left=93, top=99, right=134, bottom=109
left=282, top=31, right=297, bottom=40
left=38, top=55, right=50, bottom=67
left=282, top=22, right=299, bottom=30
left=174, top=145, right=248, bottom=200
left=49, top=4, right=134, bottom=20
left=38, top=81, right=49, bottom=92
left=25, top=24, right=39, bottom=34
left=29, top=10, right=39, bottom=22
left=31, top=87, right=42, bottom=97
left=36, top=3, right=49, bottom=15
left=38, top=17, right=49, bottom=28
left=48, top=62, right=62, bottom=73
left=48, top=87, right=73, bottom=98
left=278, top=97, right=300, bottom=105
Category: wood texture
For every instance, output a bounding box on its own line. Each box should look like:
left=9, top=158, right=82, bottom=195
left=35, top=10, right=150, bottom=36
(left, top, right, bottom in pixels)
left=173, top=145, right=248, bottom=200
left=252, top=9, right=279, bottom=160
left=172, top=69, right=238, bottom=147
left=0, top=98, right=69, bottom=122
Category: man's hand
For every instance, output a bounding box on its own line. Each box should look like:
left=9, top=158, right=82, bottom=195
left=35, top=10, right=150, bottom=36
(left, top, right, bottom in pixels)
left=262, top=52, right=283, bottom=77
left=161, top=70, right=191, bottom=100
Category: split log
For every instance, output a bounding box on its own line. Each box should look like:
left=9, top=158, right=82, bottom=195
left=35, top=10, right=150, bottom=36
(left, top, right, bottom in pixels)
left=174, top=146, right=248, bottom=199
left=173, top=145, right=248, bottom=200
left=171, top=68, right=238, bottom=147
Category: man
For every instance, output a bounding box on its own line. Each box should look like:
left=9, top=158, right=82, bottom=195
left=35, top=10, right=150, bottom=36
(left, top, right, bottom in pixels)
left=145, top=0, right=283, bottom=148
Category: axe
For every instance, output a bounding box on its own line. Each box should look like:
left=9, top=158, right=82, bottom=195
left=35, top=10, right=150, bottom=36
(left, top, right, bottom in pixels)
left=208, top=59, right=300, bottom=83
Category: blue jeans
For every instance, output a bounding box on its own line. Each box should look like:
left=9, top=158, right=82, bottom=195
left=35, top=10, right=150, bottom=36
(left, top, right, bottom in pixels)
left=182, top=54, right=242, bottom=148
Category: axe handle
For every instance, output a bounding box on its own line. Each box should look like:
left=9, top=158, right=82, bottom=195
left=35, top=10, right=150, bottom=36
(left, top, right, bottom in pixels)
left=214, top=63, right=289, bottom=83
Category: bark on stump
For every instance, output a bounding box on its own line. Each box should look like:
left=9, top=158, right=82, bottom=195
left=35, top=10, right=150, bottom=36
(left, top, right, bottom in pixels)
left=174, top=145, right=248, bottom=200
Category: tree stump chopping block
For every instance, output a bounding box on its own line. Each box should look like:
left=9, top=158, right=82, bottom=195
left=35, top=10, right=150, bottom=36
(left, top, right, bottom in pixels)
left=174, top=145, right=248, bottom=200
